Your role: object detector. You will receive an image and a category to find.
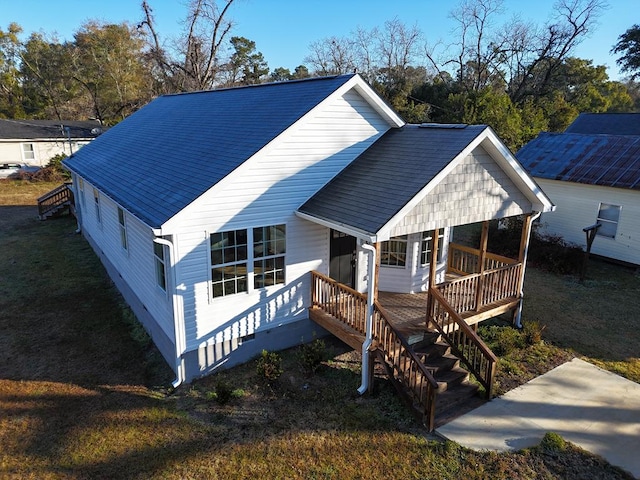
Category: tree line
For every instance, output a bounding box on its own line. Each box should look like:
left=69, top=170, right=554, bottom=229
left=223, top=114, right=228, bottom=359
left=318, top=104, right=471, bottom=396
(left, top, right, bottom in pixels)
left=1, top=0, right=639, bottom=150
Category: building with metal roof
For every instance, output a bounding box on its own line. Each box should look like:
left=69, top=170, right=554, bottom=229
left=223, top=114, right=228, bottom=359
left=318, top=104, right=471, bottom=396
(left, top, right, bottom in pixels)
left=518, top=117, right=640, bottom=266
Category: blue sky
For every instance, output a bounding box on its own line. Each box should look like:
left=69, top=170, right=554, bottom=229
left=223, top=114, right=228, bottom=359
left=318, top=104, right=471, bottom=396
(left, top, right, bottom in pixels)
left=0, top=0, right=634, bottom=80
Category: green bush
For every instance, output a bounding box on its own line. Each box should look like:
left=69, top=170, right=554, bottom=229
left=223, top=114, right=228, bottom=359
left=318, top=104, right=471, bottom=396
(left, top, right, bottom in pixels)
left=256, top=349, right=283, bottom=382
left=539, top=432, right=567, bottom=452
left=478, top=325, right=526, bottom=356
left=298, top=338, right=326, bottom=373
left=522, top=320, right=546, bottom=345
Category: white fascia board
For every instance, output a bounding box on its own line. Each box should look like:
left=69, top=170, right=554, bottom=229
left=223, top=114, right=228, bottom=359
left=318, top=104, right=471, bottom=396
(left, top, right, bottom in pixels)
left=295, top=210, right=377, bottom=242
left=482, top=128, right=555, bottom=213
left=344, top=76, right=405, bottom=128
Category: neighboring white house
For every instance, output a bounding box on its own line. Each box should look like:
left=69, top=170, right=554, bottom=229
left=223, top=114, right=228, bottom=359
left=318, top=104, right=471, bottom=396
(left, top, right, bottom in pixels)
left=0, top=119, right=105, bottom=167
left=63, top=74, right=554, bottom=385
left=518, top=113, right=640, bottom=266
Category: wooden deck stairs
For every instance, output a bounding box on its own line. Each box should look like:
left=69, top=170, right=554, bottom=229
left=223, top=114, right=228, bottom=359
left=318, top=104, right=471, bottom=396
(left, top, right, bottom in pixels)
left=37, top=183, right=74, bottom=220
left=309, top=271, right=500, bottom=431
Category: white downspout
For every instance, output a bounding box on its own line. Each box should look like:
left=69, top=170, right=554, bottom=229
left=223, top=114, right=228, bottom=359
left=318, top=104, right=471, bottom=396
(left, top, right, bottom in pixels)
left=153, top=237, right=186, bottom=388
left=514, top=211, right=542, bottom=328
left=358, top=243, right=376, bottom=395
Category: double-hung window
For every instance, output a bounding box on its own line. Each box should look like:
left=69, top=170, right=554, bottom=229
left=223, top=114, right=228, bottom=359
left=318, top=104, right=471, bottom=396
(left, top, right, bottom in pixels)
left=210, top=224, right=286, bottom=298
left=380, top=235, right=408, bottom=267
left=596, top=203, right=621, bottom=238
left=93, top=188, right=101, bottom=224
left=210, top=229, right=249, bottom=298
left=21, top=143, right=35, bottom=162
left=154, top=242, right=167, bottom=291
left=118, top=207, right=128, bottom=251
left=78, top=178, right=86, bottom=208
left=420, top=230, right=444, bottom=265
left=253, top=225, right=286, bottom=288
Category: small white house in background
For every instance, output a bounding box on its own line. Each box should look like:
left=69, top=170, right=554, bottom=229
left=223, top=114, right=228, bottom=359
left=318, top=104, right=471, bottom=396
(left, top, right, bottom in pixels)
left=63, top=74, right=554, bottom=385
left=517, top=113, right=640, bottom=266
left=0, top=119, right=104, bottom=167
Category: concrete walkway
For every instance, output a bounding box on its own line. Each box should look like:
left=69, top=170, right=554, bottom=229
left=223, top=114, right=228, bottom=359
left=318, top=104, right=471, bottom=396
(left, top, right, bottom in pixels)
left=437, top=358, right=640, bottom=478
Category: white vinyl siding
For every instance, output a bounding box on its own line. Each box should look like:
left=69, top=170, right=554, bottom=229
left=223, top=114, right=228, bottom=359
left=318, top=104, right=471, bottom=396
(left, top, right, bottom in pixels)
left=79, top=179, right=174, bottom=340
left=536, top=179, right=639, bottom=266
left=163, top=89, right=391, bottom=353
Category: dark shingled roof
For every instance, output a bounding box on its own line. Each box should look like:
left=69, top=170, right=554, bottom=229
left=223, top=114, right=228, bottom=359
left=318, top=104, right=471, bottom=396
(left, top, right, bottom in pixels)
left=63, top=74, right=357, bottom=228
left=517, top=132, right=640, bottom=190
left=0, top=119, right=104, bottom=140
left=298, top=124, right=487, bottom=235
left=565, top=113, right=640, bottom=136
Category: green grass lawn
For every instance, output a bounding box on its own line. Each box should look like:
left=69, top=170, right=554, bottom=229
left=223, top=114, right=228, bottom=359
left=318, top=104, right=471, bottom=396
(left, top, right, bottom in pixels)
left=0, top=181, right=637, bottom=479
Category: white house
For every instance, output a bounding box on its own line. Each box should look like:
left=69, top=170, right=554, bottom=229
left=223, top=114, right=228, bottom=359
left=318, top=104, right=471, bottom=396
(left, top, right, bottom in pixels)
left=63, top=74, right=554, bottom=386
left=518, top=113, right=640, bottom=266
left=0, top=119, right=104, bottom=167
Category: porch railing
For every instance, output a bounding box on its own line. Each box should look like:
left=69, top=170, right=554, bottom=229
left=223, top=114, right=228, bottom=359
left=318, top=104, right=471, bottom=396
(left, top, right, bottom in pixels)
left=448, top=242, right=517, bottom=276
left=310, top=271, right=439, bottom=430
left=429, top=287, right=497, bottom=398
left=437, top=262, right=523, bottom=314
left=37, top=182, right=74, bottom=219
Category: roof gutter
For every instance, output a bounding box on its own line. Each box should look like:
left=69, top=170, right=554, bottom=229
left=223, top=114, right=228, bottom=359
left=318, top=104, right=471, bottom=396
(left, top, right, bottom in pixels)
left=294, top=210, right=377, bottom=242
left=357, top=242, right=377, bottom=395
left=153, top=237, right=186, bottom=388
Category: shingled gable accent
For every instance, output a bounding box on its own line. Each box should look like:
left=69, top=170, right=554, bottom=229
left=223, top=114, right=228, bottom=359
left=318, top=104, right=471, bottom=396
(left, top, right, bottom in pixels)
left=63, top=74, right=403, bottom=230
left=297, top=124, right=554, bottom=242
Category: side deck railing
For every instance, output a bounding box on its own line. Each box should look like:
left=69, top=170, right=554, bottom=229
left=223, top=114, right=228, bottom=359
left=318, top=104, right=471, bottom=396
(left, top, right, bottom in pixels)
left=448, top=242, right=518, bottom=275
left=437, top=262, right=523, bottom=314
left=429, top=287, right=497, bottom=398
left=310, top=271, right=439, bottom=430
left=37, top=182, right=74, bottom=220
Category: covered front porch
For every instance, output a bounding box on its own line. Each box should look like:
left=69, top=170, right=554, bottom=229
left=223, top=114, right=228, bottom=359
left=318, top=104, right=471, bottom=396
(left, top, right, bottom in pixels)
left=307, top=215, right=538, bottom=431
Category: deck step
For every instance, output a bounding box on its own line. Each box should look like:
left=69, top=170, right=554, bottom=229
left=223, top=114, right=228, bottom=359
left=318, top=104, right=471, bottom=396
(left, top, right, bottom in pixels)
left=434, top=366, right=470, bottom=392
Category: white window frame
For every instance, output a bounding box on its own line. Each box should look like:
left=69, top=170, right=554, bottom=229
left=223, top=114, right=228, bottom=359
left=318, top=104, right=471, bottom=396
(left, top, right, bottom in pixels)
left=380, top=235, right=408, bottom=267
left=21, top=143, right=36, bottom=162
left=153, top=242, right=167, bottom=292
left=77, top=178, right=86, bottom=209
left=209, top=224, right=287, bottom=300
left=420, top=230, right=444, bottom=266
left=118, top=207, right=128, bottom=251
left=596, top=203, right=621, bottom=239
left=93, top=188, right=101, bottom=224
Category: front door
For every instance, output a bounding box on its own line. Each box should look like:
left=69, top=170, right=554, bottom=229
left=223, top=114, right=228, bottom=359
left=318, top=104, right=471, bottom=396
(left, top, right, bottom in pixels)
left=329, top=230, right=356, bottom=287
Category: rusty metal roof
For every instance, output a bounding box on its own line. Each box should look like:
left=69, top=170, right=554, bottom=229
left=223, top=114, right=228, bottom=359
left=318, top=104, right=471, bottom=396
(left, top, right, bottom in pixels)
left=517, top=132, right=640, bottom=190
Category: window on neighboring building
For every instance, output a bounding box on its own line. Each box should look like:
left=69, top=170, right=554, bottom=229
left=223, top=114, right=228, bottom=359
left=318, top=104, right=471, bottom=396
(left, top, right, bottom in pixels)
left=420, top=230, right=444, bottom=265
left=118, top=207, right=128, bottom=251
left=153, top=242, right=166, bottom=291
left=21, top=143, right=35, bottom=162
left=253, top=224, right=286, bottom=288
left=596, top=203, right=621, bottom=238
left=210, top=229, right=248, bottom=298
left=380, top=235, right=408, bottom=267
left=93, top=188, right=101, bottom=224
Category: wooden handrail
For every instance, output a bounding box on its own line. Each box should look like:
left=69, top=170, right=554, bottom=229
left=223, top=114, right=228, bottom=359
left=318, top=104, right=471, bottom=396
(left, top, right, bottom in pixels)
left=448, top=242, right=518, bottom=276
left=437, top=262, right=522, bottom=314
left=429, top=287, right=497, bottom=398
left=310, top=271, right=439, bottom=430
left=37, top=182, right=74, bottom=219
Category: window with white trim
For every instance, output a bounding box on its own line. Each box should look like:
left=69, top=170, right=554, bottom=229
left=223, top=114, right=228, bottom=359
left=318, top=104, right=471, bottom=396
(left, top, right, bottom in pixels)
left=253, top=224, right=286, bottom=289
left=21, top=143, right=35, bottom=162
left=153, top=242, right=167, bottom=291
left=210, top=229, right=248, bottom=298
left=209, top=224, right=286, bottom=298
left=380, top=235, right=408, bottom=267
left=596, top=203, right=621, bottom=238
left=118, top=207, right=128, bottom=251
left=93, top=188, right=101, bottom=224
left=78, top=178, right=86, bottom=208
left=420, top=230, right=444, bottom=265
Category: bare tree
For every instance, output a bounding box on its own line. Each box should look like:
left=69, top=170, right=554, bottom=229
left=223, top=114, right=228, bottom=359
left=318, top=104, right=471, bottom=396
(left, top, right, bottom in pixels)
left=139, top=0, right=236, bottom=92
